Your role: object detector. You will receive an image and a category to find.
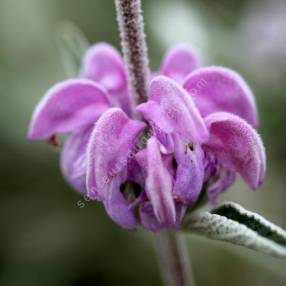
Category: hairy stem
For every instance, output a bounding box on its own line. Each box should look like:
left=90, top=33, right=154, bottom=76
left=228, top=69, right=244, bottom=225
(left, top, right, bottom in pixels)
left=155, top=231, right=196, bottom=286
left=115, top=0, right=150, bottom=104
left=115, top=2, right=194, bottom=285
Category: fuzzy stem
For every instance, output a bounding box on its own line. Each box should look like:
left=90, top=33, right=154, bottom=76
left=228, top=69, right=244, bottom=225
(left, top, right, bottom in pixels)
left=155, top=231, right=196, bottom=286
left=115, top=0, right=150, bottom=104
left=115, top=2, right=194, bottom=285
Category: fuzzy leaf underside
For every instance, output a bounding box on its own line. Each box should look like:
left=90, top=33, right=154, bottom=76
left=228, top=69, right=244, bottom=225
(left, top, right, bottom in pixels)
left=183, top=202, right=286, bottom=258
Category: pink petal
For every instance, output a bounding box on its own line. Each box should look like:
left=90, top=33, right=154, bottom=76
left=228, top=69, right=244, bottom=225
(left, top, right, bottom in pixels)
left=85, top=108, right=145, bottom=229
left=144, top=137, right=176, bottom=227
left=86, top=108, right=146, bottom=200
left=139, top=201, right=186, bottom=231
left=161, top=44, right=200, bottom=83
left=80, top=43, right=133, bottom=116
left=28, top=79, right=111, bottom=140
left=183, top=66, right=258, bottom=127
left=207, top=168, right=236, bottom=205
left=139, top=202, right=162, bottom=232
left=60, top=126, right=92, bottom=194
left=204, top=112, right=266, bottom=190
left=172, top=135, right=205, bottom=205
left=80, top=43, right=126, bottom=91
left=136, top=76, right=209, bottom=144
left=103, top=172, right=137, bottom=230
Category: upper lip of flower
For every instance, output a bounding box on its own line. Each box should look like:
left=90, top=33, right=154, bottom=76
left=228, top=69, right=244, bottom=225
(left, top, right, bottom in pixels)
left=27, top=78, right=112, bottom=141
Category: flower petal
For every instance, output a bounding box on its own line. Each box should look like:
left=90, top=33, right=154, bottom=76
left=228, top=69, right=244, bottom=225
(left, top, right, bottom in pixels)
left=203, top=151, right=236, bottom=203
left=103, top=171, right=137, bottom=230
left=139, top=201, right=186, bottom=231
left=172, top=135, right=205, bottom=205
left=139, top=202, right=162, bottom=232
left=204, top=112, right=266, bottom=190
left=80, top=43, right=126, bottom=91
left=28, top=79, right=111, bottom=140
left=183, top=67, right=258, bottom=127
left=136, top=76, right=209, bottom=144
left=86, top=108, right=146, bottom=200
left=207, top=168, right=236, bottom=205
left=161, top=44, right=200, bottom=83
left=80, top=43, right=133, bottom=116
left=152, top=124, right=175, bottom=154
left=144, top=137, right=176, bottom=227
left=60, top=126, right=92, bottom=194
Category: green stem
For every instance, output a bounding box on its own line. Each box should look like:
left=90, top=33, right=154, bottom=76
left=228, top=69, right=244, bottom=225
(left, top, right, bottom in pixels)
left=155, top=231, right=196, bottom=286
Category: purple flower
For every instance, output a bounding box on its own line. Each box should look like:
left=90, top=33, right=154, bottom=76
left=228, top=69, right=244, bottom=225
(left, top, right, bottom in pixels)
left=28, top=43, right=266, bottom=231
left=28, top=43, right=130, bottom=193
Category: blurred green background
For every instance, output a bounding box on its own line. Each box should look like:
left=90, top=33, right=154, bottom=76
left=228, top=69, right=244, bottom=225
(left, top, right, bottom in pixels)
left=0, top=0, right=285, bottom=285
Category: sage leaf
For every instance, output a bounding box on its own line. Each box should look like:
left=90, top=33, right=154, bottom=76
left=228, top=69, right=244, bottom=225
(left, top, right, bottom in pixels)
left=183, top=202, right=286, bottom=258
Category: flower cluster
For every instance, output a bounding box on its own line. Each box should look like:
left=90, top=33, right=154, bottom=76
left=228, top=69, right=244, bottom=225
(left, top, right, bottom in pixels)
left=28, top=43, right=266, bottom=231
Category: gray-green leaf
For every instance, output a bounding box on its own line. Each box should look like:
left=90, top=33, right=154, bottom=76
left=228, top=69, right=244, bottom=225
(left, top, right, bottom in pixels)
left=56, top=21, right=89, bottom=77
left=183, top=202, right=286, bottom=258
